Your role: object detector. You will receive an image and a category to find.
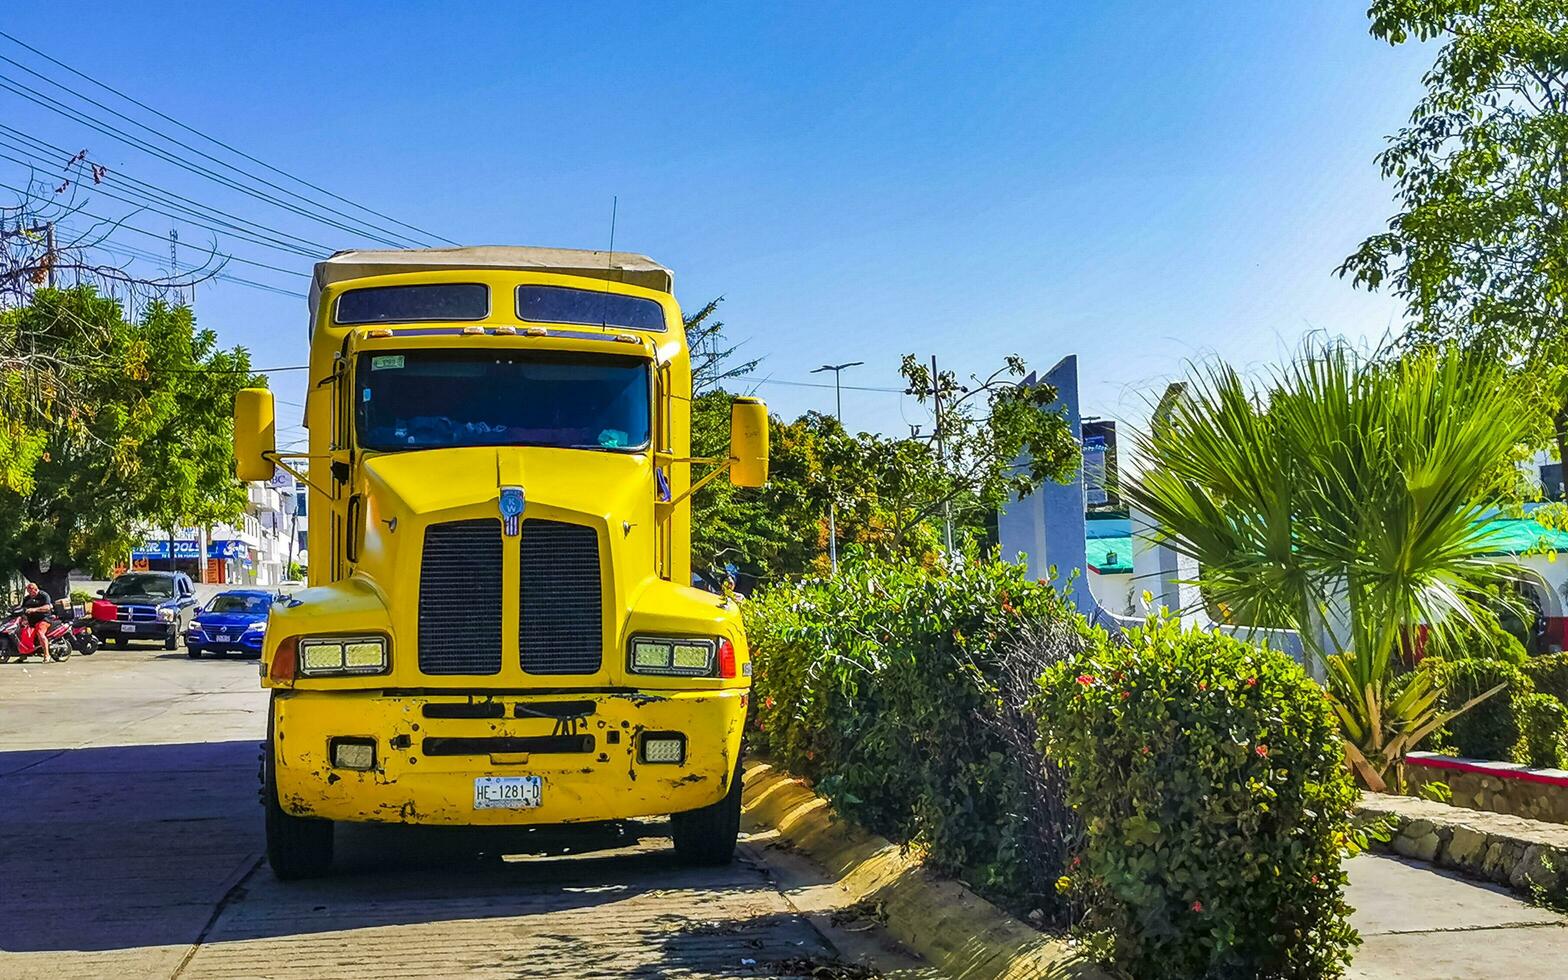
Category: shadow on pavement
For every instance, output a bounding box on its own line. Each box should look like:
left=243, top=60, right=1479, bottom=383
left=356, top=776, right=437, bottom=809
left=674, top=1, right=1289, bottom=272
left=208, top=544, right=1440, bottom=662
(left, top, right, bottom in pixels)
left=0, top=740, right=680, bottom=954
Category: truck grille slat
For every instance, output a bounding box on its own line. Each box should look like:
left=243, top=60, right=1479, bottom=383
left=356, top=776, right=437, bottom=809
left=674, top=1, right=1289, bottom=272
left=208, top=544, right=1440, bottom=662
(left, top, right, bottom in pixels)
left=519, top=519, right=603, bottom=674
left=419, top=519, right=503, bottom=675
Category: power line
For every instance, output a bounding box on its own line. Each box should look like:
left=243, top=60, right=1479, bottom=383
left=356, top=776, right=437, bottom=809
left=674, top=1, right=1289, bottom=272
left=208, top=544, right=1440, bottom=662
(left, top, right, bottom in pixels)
left=0, top=166, right=323, bottom=260
left=0, top=29, right=456, bottom=247
left=0, top=72, right=421, bottom=249
left=71, top=234, right=303, bottom=298
left=47, top=207, right=312, bottom=278
left=747, top=376, right=906, bottom=393
left=0, top=125, right=334, bottom=257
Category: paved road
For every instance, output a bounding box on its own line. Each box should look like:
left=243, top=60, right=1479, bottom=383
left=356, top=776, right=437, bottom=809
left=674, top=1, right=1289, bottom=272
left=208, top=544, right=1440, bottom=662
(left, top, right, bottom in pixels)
left=10, top=649, right=1568, bottom=979
left=0, top=651, right=922, bottom=979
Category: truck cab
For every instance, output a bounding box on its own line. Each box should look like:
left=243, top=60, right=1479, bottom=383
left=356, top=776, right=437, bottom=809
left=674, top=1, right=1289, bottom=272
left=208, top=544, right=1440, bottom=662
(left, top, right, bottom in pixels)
left=233, top=247, right=767, bottom=879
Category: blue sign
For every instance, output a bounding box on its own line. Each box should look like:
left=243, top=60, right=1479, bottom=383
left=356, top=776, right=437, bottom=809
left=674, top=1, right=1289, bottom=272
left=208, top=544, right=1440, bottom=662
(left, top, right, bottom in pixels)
left=132, top=539, right=250, bottom=560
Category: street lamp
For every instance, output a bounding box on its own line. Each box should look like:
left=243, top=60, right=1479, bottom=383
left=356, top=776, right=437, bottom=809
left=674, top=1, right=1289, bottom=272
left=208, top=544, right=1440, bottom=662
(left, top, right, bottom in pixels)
left=810, top=361, right=863, bottom=574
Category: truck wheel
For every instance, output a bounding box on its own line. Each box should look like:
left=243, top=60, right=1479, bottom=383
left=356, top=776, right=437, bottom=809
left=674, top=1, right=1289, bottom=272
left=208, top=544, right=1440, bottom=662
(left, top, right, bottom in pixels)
left=187, top=647, right=202, bottom=659
left=164, top=632, right=178, bottom=651
left=670, top=761, right=743, bottom=866
left=110, top=637, right=126, bottom=649
left=263, top=715, right=334, bottom=880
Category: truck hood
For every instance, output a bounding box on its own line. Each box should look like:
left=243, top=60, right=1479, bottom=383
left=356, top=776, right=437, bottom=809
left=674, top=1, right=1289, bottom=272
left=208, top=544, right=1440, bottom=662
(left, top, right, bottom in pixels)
left=351, top=445, right=659, bottom=634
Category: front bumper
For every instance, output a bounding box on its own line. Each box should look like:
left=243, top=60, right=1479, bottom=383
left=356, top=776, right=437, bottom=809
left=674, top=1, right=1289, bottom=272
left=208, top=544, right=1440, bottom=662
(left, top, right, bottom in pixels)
left=95, top=620, right=174, bottom=640
left=187, top=628, right=264, bottom=653
left=271, top=688, right=747, bottom=826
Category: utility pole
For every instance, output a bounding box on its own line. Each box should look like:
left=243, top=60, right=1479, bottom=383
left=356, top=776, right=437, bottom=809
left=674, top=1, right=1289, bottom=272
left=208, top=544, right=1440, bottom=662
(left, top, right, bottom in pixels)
left=811, top=361, right=863, bottom=574
left=931, top=354, right=954, bottom=553
left=44, top=222, right=56, bottom=288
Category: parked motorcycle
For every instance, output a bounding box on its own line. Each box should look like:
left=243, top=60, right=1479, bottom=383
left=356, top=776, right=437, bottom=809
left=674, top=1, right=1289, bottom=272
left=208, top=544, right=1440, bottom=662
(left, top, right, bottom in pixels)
left=68, top=614, right=100, bottom=656
left=0, top=608, right=74, bottom=663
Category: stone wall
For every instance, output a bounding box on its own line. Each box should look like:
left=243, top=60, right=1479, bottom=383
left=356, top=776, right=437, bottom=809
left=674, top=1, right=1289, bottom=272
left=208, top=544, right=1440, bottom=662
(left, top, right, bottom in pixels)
left=1404, top=752, right=1568, bottom=824
left=1359, top=793, right=1568, bottom=897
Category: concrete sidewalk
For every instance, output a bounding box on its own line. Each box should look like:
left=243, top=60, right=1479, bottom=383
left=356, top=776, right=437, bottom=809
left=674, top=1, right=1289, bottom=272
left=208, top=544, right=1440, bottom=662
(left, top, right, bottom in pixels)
left=1348, top=852, right=1568, bottom=979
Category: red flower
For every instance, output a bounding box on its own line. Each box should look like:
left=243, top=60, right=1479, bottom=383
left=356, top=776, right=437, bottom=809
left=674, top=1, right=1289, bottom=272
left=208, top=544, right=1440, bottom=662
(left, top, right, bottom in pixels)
left=1140, top=745, right=1151, bottom=756
left=1190, top=900, right=1204, bottom=913
left=1245, top=677, right=1257, bottom=687
left=1198, top=681, right=1208, bottom=692
left=1071, top=855, right=1081, bottom=868
left=1076, top=674, right=1096, bottom=686
left=1119, top=691, right=1131, bottom=700
left=764, top=696, right=776, bottom=709
left=1255, top=744, right=1269, bottom=757
left=1001, top=600, right=1015, bottom=614
left=1310, top=874, right=1320, bottom=884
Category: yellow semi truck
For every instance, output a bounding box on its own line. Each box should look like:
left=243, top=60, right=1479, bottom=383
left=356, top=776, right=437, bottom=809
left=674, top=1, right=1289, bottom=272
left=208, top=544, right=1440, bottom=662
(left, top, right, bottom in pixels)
left=233, top=247, right=768, bottom=879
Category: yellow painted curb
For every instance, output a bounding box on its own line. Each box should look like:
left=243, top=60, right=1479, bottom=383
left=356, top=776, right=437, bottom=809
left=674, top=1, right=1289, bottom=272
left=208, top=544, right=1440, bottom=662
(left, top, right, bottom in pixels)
left=742, top=761, right=1108, bottom=980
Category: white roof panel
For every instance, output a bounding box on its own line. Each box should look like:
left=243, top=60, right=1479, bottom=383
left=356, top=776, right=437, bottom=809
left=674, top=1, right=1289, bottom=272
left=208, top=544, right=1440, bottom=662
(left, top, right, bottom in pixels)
left=309, top=246, right=673, bottom=321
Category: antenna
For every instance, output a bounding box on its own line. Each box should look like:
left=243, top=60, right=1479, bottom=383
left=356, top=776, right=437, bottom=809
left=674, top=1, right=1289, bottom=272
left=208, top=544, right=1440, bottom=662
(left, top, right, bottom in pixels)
left=601, top=195, right=617, bottom=330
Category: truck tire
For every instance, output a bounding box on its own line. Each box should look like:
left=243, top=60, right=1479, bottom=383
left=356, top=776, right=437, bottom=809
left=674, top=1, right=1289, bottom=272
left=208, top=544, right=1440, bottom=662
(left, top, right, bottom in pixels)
left=164, top=632, right=178, bottom=651
left=263, top=709, right=333, bottom=880
left=670, top=761, right=743, bottom=866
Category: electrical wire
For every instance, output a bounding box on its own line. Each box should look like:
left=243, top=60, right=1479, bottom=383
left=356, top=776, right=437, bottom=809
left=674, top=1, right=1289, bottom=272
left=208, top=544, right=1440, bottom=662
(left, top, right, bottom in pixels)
left=0, top=126, right=334, bottom=257
left=0, top=72, right=421, bottom=249
left=0, top=168, right=323, bottom=260
left=0, top=29, right=456, bottom=247
left=48, top=208, right=311, bottom=278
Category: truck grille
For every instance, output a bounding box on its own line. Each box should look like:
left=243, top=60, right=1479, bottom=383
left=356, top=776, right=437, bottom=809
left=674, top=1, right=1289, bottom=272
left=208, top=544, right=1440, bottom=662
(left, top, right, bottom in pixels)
left=115, top=606, right=159, bottom=622
left=519, top=519, right=603, bottom=674
left=419, top=519, right=503, bottom=675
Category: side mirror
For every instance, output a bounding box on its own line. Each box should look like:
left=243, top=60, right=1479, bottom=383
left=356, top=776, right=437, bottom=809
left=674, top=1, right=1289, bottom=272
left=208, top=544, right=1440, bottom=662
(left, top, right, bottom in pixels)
left=234, top=388, right=277, bottom=482
left=729, top=397, right=769, bottom=488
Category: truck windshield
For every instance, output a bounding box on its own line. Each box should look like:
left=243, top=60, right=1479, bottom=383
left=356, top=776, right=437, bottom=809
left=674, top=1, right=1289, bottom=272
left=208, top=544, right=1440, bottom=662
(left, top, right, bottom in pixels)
left=355, top=350, right=651, bottom=452
left=107, top=575, right=175, bottom=599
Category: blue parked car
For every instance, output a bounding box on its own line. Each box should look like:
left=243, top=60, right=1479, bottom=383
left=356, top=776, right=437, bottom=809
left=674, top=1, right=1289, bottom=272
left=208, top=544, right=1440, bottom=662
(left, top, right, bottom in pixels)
left=185, top=589, right=277, bottom=659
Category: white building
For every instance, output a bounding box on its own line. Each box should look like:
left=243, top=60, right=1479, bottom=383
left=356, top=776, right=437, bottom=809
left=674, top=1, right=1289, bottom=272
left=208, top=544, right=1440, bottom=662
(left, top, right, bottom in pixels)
left=130, top=474, right=301, bottom=586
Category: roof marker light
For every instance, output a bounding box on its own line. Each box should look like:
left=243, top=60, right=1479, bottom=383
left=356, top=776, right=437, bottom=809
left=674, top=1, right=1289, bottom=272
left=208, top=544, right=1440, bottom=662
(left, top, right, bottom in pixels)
left=363, top=328, right=393, bottom=339
left=521, top=326, right=549, bottom=337
left=461, top=325, right=486, bottom=336
left=613, top=333, right=639, bottom=344
left=493, top=325, right=517, bottom=335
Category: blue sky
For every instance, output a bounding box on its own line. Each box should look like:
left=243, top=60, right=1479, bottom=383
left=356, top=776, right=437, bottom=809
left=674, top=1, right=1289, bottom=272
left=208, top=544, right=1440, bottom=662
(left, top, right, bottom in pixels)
left=2, top=3, right=1434, bottom=445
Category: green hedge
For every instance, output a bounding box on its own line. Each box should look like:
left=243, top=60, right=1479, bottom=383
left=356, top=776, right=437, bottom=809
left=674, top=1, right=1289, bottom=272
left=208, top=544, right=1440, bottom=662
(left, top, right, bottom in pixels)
left=1424, top=657, right=1530, bottom=762
left=745, top=556, right=1093, bottom=917
left=1524, top=653, right=1568, bottom=704
left=1517, top=692, right=1568, bottom=770
left=1034, top=618, right=1359, bottom=979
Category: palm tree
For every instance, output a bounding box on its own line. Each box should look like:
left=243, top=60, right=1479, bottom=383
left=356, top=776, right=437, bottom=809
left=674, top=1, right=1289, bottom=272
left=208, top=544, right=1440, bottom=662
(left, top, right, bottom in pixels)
left=1127, top=343, right=1530, bottom=789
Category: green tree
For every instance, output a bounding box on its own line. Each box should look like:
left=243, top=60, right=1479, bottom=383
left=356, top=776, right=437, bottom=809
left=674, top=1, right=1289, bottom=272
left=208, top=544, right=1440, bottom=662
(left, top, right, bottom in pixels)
left=1340, top=0, right=1568, bottom=462
left=1126, top=343, right=1531, bottom=789
left=685, top=296, right=759, bottom=396
left=690, top=353, right=1079, bottom=585
left=0, top=288, right=257, bottom=598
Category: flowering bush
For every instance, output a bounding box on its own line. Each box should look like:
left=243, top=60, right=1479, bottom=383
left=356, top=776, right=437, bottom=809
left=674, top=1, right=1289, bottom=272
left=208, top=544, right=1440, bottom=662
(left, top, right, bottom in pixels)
left=1034, top=618, right=1359, bottom=979
left=744, top=555, right=1093, bottom=916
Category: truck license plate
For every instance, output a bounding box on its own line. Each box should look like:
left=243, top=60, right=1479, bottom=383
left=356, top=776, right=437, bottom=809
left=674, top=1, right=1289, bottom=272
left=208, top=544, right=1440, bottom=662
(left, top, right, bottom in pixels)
left=121, top=624, right=139, bottom=633
left=474, top=776, right=541, bottom=810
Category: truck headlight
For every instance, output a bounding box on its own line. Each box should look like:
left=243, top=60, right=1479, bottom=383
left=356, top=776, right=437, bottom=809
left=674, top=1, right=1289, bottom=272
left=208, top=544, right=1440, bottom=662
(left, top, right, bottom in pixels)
left=628, top=636, right=717, bottom=676
left=298, top=635, right=388, bottom=675
left=158, top=607, right=176, bottom=622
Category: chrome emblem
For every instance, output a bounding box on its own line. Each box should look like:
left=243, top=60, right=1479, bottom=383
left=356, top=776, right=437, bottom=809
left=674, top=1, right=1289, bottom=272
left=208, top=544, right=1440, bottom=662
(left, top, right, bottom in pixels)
left=499, top=486, right=526, bottom=536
